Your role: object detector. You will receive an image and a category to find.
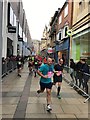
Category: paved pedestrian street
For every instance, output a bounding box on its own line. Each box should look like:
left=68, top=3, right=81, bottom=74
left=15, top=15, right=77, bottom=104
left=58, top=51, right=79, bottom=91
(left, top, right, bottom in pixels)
left=0, top=64, right=89, bottom=120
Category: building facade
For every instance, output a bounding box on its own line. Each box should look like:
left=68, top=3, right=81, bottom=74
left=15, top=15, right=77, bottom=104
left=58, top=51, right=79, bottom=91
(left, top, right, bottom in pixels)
left=56, top=0, right=73, bottom=65
left=72, top=0, right=90, bottom=64
left=2, top=0, right=31, bottom=59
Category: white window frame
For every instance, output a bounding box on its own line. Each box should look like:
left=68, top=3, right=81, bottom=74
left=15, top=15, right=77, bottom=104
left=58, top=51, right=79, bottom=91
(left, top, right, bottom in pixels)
left=64, top=4, right=68, bottom=18
left=64, top=26, right=68, bottom=37
left=59, top=15, right=62, bottom=24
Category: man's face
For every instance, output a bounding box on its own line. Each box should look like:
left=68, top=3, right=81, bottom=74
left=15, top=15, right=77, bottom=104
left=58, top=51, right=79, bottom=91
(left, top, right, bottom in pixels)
left=47, top=58, right=52, bottom=65
left=59, top=59, right=63, bottom=65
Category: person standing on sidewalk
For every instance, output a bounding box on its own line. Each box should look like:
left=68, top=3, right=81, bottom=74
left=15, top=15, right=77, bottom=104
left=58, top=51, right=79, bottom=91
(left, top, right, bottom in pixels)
left=37, top=58, right=53, bottom=111
left=81, top=58, right=89, bottom=94
left=53, top=58, right=64, bottom=99
left=70, top=59, right=76, bottom=86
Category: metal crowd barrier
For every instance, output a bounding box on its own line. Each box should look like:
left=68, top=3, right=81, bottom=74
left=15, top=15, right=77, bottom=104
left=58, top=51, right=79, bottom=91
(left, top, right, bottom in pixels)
left=63, top=66, right=90, bottom=103
left=2, top=59, right=17, bottom=78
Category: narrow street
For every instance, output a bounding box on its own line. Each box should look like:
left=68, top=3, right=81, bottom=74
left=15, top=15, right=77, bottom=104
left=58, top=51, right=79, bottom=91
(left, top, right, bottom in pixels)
left=1, top=63, right=88, bottom=119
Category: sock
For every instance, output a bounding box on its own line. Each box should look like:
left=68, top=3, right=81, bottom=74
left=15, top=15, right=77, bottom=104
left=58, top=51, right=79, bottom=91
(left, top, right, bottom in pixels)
left=57, top=86, right=60, bottom=95
left=47, top=104, right=49, bottom=106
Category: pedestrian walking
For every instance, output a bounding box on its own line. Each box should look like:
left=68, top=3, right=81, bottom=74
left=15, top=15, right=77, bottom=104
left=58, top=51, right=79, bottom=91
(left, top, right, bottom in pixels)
left=53, top=58, right=64, bottom=99
left=17, top=55, right=22, bottom=77
left=34, top=60, right=38, bottom=77
left=37, top=58, right=54, bottom=112
left=28, top=59, right=33, bottom=74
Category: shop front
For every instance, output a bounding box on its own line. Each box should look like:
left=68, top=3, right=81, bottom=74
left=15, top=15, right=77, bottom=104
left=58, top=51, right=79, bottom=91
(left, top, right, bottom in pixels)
left=55, top=38, right=70, bottom=66
left=72, top=28, right=90, bottom=64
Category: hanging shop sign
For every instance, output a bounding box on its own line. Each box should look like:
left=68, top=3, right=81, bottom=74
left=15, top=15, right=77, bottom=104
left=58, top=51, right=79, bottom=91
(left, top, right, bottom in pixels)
left=8, top=26, right=16, bottom=33
left=67, top=29, right=73, bottom=36
left=47, top=47, right=53, bottom=54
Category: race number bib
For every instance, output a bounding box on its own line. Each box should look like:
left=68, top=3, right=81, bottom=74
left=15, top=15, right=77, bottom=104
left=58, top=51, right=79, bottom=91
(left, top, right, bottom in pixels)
left=56, top=71, right=62, bottom=76
left=48, top=72, right=53, bottom=78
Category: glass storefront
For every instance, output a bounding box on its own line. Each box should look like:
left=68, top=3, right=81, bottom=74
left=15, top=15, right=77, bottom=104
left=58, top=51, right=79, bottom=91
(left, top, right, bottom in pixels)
left=72, top=31, right=90, bottom=64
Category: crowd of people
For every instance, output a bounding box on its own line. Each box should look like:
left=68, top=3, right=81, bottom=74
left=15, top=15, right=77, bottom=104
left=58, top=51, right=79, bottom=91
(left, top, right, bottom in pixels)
left=70, top=58, right=90, bottom=94
left=3, top=55, right=89, bottom=112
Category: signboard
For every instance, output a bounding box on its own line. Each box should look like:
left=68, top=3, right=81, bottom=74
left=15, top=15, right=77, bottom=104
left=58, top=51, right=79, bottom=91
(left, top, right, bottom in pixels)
left=67, top=29, right=73, bottom=36
left=8, top=26, right=16, bottom=33
left=47, top=48, right=53, bottom=53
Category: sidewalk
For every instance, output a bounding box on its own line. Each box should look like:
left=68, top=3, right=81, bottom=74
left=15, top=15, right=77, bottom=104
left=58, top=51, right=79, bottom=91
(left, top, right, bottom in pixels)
left=1, top=63, right=89, bottom=119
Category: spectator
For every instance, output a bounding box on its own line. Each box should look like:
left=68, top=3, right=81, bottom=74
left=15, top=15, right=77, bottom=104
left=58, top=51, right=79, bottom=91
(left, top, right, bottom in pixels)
left=75, top=58, right=83, bottom=88
left=70, top=59, right=76, bottom=86
left=81, top=59, right=89, bottom=94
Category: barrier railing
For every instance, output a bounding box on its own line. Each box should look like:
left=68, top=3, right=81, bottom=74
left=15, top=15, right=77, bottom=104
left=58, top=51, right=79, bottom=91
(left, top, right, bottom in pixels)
left=2, top=59, right=17, bottom=78
left=63, top=66, right=90, bottom=103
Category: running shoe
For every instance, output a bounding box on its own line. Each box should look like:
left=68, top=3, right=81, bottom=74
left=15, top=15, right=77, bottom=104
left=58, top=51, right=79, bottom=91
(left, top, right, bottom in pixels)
left=36, top=90, right=40, bottom=97
left=47, top=104, right=52, bottom=111
left=57, top=94, right=61, bottom=99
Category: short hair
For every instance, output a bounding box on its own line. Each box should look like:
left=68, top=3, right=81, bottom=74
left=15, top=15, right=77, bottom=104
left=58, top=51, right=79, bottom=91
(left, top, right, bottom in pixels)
left=59, top=58, right=63, bottom=61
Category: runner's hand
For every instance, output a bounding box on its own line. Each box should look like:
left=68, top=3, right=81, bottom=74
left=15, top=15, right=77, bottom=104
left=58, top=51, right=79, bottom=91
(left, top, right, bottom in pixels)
left=43, top=75, right=48, bottom=78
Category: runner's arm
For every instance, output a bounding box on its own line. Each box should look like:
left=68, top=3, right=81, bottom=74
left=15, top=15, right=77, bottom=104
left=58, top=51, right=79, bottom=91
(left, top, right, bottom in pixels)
left=37, top=70, right=48, bottom=78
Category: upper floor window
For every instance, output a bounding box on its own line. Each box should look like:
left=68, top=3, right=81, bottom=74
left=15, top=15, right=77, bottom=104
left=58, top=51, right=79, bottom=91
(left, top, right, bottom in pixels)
left=64, top=4, right=68, bottom=17
left=19, top=24, right=22, bottom=37
left=65, top=27, right=68, bottom=37
left=59, top=32, right=61, bottom=40
left=13, top=14, right=16, bottom=26
left=59, top=15, right=62, bottom=24
left=57, top=31, right=62, bottom=40
left=79, top=0, right=85, bottom=12
left=8, top=3, right=16, bottom=27
left=10, top=6, right=13, bottom=26
left=64, top=25, right=68, bottom=37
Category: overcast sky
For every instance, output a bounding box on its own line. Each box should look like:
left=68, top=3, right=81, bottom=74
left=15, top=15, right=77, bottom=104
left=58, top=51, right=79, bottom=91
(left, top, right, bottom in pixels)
left=22, top=0, right=66, bottom=40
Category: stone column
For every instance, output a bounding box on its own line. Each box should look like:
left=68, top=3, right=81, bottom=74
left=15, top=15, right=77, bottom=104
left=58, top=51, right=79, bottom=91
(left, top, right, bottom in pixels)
left=2, top=1, right=8, bottom=58
left=0, top=1, right=3, bottom=117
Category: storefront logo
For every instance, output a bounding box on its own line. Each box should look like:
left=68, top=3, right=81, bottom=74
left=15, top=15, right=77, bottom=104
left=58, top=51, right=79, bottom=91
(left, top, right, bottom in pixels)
left=67, top=29, right=73, bottom=36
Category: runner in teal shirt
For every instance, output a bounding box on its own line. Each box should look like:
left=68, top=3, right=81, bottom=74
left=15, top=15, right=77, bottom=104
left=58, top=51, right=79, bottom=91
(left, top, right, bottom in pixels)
left=37, top=58, right=54, bottom=112
left=39, top=63, right=53, bottom=83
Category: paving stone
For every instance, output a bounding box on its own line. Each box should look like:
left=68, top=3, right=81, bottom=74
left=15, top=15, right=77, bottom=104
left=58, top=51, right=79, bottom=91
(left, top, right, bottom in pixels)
left=75, top=114, right=88, bottom=119
left=56, top=114, right=76, bottom=118
left=25, top=113, right=56, bottom=118
left=26, top=103, right=45, bottom=113
left=51, top=98, right=67, bottom=104
left=28, top=97, right=46, bottom=104
left=17, top=102, right=27, bottom=111
left=2, top=114, right=13, bottom=118
left=2, top=105, right=17, bottom=114
left=61, top=105, right=81, bottom=114
left=2, top=97, right=20, bottom=104
left=76, top=104, right=88, bottom=113
left=13, top=110, right=25, bottom=118
left=65, top=98, right=82, bottom=104
left=5, top=92, right=22, bottom=97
